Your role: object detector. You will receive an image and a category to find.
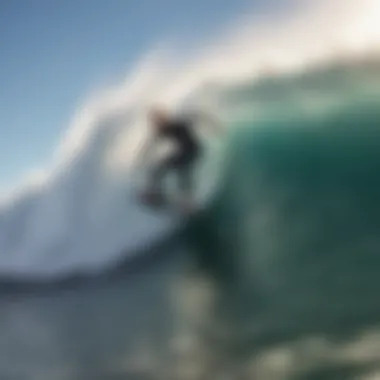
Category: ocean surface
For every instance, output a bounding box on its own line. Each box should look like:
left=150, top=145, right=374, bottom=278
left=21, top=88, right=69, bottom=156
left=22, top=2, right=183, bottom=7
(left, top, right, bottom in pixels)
left=1, top=59, right=380, bottom=379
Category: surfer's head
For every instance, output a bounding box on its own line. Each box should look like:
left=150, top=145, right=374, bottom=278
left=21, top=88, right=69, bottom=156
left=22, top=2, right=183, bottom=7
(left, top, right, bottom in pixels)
left=149, top=106, right=169, bottom=128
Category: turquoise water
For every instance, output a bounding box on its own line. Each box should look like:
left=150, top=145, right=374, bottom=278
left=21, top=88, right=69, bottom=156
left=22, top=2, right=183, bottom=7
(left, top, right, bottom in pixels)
left=185, top=60, right=380, bottom=377
left=1, top=60, right=380, bottom=379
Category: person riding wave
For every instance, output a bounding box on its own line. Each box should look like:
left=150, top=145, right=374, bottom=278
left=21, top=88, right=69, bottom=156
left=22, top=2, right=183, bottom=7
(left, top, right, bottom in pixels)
left=139, top=106, right=223, bottom=213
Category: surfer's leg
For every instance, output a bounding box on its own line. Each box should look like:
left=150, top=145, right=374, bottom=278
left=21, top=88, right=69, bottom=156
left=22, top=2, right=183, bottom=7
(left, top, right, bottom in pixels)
left=178, top=164, right=198, bottom=213
left=178, top=163, right=193, bottom=194
left=148, top=158, right=171, bottom=194
left=148, top=152, right=182, bottom=193
left=175, top=152, right=199, bottom=212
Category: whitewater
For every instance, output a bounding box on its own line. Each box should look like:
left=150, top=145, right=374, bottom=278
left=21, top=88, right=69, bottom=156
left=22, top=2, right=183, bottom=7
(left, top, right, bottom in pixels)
left=1, top=0, right=380, bottom=280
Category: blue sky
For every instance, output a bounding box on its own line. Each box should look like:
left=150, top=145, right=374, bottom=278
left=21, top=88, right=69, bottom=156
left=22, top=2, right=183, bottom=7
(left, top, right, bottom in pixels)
left=0, top=0, right=275, bottom=188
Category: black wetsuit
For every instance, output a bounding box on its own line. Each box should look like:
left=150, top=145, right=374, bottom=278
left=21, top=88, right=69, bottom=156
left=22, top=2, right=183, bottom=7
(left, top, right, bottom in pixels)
left=150, top=118, right=201, bottom=194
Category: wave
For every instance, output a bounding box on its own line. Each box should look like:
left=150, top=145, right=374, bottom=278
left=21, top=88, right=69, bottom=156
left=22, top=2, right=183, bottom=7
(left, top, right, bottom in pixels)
left=1, top=0, right=380, bottom=281
left=188, top=59, right=380, bottom=285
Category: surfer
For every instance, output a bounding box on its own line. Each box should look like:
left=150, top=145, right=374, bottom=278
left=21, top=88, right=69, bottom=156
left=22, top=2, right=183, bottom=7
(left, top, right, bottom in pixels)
left=139, top=106, right=222, bottom=213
